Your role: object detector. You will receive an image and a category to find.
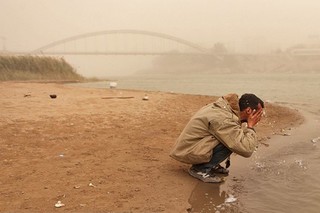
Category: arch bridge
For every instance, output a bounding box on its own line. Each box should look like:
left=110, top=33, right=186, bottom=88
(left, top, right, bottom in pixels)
left=32, top=30, right=214, bottom=56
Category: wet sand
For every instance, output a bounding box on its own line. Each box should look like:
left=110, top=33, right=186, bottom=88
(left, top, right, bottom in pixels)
left=0, top=82, right=304, bottom=212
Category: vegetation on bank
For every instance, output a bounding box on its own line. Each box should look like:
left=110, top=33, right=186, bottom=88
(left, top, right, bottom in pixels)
left=0, top=55, right=85, bottom=81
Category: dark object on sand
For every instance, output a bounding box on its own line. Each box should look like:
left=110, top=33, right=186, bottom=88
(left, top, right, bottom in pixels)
left=50, top=94, right=57, bottom=99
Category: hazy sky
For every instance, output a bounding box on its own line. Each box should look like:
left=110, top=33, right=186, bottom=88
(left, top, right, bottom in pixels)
left=1, top=0, right=320, bottom=51
left=1, top=0, right=320, bottom=76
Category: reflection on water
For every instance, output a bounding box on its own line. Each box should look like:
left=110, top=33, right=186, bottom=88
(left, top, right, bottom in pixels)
left=188, top=182, right=238, bottom=213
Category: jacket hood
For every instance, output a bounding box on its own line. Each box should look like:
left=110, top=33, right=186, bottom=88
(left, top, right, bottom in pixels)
left=214, top=93, right=240, bottom=117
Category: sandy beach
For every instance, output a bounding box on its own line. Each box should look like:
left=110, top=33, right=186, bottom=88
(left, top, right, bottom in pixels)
left=0, top=82, right=304, bottom=212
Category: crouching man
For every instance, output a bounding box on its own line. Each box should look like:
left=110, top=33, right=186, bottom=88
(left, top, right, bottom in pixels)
left=170, top=93, right=264, bottom=183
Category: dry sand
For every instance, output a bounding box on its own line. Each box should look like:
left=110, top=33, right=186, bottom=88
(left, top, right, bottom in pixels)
left=0, top=82, right=304, bottom=212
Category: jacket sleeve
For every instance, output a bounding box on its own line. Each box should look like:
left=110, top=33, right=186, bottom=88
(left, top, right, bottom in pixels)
left=209, top=117, right=258, bottom=157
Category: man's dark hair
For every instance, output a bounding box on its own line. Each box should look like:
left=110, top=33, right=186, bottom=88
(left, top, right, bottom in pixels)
left=239, top=93, right=264, bottom=111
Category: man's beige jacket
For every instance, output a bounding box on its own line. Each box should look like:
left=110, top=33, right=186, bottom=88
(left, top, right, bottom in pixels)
left=170, top=94, right=258, bottom=164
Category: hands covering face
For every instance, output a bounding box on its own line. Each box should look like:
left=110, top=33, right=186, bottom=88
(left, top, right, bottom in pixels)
left=247, top=105, right=263, bottom=128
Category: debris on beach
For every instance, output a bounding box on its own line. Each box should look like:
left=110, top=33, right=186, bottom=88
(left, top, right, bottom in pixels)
left=109, top=82, right=117, bottom=89
left=54, top=201, right=65, bottom=208
left=255, top=162, right=265, bottom=169
left=50, top=94, right=57, bottom=99
left=311, top=137, right=320, bottom=144
left=259, top=141, right=270, bottom=147
left=294, top=159, right=308, bottom=170
left=24, top=93, right=31, bottom=97
left=142, top=94, right=149, bottom=101
left=275, top=129, right=291, bottom=136
left=294, top=159, right=303, bottom=166
left=101, top=96, right=134, bottom=99
left=225, top=194, right=237, bottom=203
left=89, top=183, right=96, bottom=187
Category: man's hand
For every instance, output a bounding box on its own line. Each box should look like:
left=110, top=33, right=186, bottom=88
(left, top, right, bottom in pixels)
left=247, top=108, right=263, bottom=128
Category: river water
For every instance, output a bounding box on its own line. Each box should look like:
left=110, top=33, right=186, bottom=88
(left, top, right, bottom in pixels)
left=71, top=73, right=320, bottom=213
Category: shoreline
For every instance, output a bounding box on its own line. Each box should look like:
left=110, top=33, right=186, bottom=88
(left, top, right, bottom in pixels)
left=0, top=82, right=304, bottom=212
left=229, top=110, right=319, bottom=213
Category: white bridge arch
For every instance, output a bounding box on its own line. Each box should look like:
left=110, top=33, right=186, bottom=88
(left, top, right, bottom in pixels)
left=32, top=30, right=213, bottom=56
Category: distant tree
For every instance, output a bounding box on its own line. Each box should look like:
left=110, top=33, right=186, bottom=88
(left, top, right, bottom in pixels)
left=211, top=43, right=228, bottom=54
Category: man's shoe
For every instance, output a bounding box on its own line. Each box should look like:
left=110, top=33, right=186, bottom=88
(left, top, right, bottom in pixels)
left=188, top=167, right=223, bottom=183
left=211, top=164, right=229, bottom=175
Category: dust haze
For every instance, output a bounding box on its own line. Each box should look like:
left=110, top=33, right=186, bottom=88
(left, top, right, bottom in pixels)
left=1, top=0, right=320, bottom=77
